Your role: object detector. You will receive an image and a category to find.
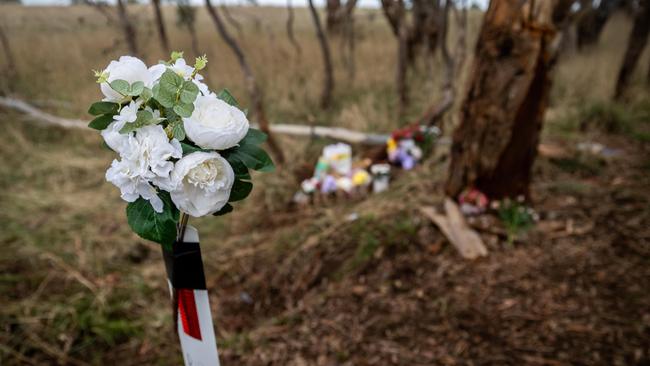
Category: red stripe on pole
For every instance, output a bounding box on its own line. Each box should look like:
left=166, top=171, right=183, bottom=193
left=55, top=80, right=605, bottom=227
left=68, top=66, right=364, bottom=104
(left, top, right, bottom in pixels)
left=177, top=289, right=203, bottom=340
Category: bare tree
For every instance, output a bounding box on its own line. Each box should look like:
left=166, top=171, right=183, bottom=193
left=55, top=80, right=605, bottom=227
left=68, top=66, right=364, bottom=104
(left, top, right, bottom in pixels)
left=220, top=3, right=244, bottom=39
left=176, top=0, right=200, bottom=57
left=0, top=25, right=16, bottom=93
left=446, top=0, right=574, bottom=200
left=286, top=0, right=302, bottom=56
left=381, top=0, right=440, bottom=119
left=307, top=0, right=334, bottom=109
left=420, top=0, right=467, bottom=127
left=82, top=0, right=117, bottom=24
left=576, top=0, right=619, bottom=49
left=152, top=0, right=170, bottom=54
left=326, top=0, right=357, bottom=35
left=614, top=0, right=650, bottom=100
left=205, top=0, right=285, bottom=164
left=116, top=0, right=139, bottom=56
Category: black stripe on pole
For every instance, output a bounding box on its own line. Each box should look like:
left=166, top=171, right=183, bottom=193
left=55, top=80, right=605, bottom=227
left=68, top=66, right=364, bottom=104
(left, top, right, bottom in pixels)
left=162, top=241, right=207, bottom=290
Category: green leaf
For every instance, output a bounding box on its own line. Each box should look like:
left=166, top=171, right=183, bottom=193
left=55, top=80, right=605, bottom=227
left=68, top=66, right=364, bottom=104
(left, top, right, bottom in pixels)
left=126, top=192, right=179, bottom=248
left=119, top=110, right=155, bottom=134
left=140, top=87, right=153, bottom=102
left=227, top=144, right=275, bottom=172
left=159, top=69, right=184, bottom=93
left=172, top=121, right=186, bottom=140
left=180, top=142, right=208, bottom=155
left=110, top=79, right=130, bottom=96
left=239, top=128, right=267, bottom=146
left=88, top=114, right=114, bottom=130
left=153, top=87, right=175, bottom=108
left=229, top=159, right=251, bottom=180
left=216, top=88, right=239, bottom=108
left=88, top=101, right=119, bottom=116
left=180, top=80, right=199, bottom=104
left=212, top=203, right=233, bottom=216
left=229, top=179, right=253, bottom=202
left=173, top=102, right=194, bottom=118
left=128, top=81, right=145, bottom=96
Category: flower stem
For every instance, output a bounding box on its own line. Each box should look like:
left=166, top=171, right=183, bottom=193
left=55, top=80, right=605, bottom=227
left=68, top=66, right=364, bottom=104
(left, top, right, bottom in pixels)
left=177, top=213, right=189, bottom=243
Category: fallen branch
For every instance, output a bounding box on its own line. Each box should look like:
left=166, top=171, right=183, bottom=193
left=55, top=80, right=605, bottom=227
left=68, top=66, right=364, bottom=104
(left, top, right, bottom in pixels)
left=0, top=97, right=86, bottom=129
left=420, top=198, right=488, bottom=259
left=0, top=96, right=394, bottom=145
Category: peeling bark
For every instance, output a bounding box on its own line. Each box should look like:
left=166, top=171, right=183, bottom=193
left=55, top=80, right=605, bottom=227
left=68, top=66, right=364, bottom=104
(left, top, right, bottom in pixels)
left=445, top=0, right=573, bottom=200
left=205, top=0, right=285, bottom=164
left=614, top=0, right=650, bottom=100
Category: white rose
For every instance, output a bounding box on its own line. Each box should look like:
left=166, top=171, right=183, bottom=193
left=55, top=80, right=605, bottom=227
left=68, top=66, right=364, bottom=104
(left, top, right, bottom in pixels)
left=100, top=56, right=162, bottom=103
left=183, top=94, right=249, bottom=150
left=170, top=152, right=235, bottom=217
left=105, top=125, right=182, bottom=212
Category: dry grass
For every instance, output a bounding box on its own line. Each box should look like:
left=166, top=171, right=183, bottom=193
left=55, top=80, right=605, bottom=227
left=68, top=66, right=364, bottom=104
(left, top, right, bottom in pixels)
left=0, top=3, right=649, bottom=365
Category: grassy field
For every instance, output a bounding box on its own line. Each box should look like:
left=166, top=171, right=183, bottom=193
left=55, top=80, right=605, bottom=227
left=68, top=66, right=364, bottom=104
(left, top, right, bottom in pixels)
left=1, top=3, right=649, bottom=365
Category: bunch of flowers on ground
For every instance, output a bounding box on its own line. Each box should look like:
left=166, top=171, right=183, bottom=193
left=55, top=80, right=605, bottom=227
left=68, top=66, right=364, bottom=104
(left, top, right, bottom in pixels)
left=89, top=52, right=274, bottom=248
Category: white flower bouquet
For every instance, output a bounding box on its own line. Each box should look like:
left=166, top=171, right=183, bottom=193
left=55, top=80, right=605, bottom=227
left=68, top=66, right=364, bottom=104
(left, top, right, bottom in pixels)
left=89, top=52, right=274, bottom=249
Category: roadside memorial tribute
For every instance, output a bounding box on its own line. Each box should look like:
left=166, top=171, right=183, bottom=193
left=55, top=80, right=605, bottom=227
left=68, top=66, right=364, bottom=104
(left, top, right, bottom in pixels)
left=295, top=124, right=439, bottom=204
left=88, top=52, right=274, bottom=365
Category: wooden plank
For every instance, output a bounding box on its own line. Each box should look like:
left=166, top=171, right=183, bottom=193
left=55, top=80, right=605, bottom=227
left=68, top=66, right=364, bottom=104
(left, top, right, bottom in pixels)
left=420, top=199, right=488, bottom=259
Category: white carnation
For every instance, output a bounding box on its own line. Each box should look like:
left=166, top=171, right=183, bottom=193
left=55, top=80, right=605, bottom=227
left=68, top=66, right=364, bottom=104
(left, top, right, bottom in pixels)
left=183, top=94, right=249, bottom=150
left=101, top=100, right=141, bottom=152
left=105, top=125, right=182, bottom=212
left=100, top=56, right=163, bottom=103
left=170, top=152, right=235, bottom=217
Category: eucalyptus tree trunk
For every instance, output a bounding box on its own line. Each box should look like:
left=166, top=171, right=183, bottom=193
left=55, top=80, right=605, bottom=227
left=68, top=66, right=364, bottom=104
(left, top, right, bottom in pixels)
left=446, top=0, right=574, bottom=200
left=307, top=0, right=334, bottom=109
left=286, top=0, right=302, bottom=56
left=0, top=25, right=16, bottom=92
left=614, top=0, right=650, bottom=100
left=116, top=0, right=139, bottom=56
left=152, top=0, right=170, bottom=54
left=205, top=0, right=286, bottom=164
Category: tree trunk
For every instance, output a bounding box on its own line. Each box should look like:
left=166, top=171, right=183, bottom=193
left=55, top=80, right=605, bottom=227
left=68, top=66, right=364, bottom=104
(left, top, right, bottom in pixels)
left=614, top=0, right=650, bottom=100
left=576, top=0, right=617, bottom=49
left=396, top=19, right=409, bottom=119
left=286, top=0, right=302, bottom=56
left=420, top=0, right=466, bottom=127
left=205, top=0, right=285, bottom=164
left=116, top=0, right=138, bottom=56
left=445, top=0, right=573, bottom=200
left=152, top=0, right=170, bottom=54
left=0, top=24, right=17, bottom=92
left=307, top=0, right=334, bottom=109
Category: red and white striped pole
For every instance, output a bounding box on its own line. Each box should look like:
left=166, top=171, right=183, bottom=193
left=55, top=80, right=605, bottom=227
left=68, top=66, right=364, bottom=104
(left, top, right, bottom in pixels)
left=163, top=225, right=220, bottom=366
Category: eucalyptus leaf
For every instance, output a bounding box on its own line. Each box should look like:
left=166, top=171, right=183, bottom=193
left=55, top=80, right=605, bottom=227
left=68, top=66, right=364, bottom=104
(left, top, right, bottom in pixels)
left=119, top=110, right=155, bottom=134
left=128, top=81, right=145, bottom=96
left=172, top=121, right=186, bottom=140
left=88, top=101, right=119, bottom=116
left=110, top=79, right=130, bottom=96
left=140, top=87, right=153, bottom=102
left=180, top=80, right=199, bottom=104
left=126, top=192, right=179, bottom=249
left=173, top=102, right=194, bottom=118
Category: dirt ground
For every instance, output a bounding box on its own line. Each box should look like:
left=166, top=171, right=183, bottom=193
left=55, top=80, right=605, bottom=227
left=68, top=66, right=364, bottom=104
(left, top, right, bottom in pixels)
left=186, top=131, right=650, bottom=365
